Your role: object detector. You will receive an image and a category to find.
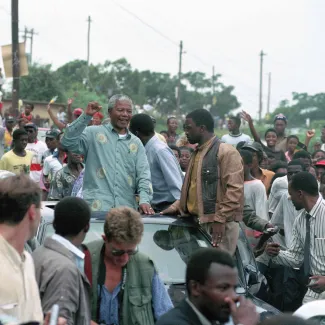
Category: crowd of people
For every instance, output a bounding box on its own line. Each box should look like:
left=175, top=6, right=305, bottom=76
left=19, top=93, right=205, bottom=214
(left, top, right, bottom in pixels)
left=1, top=93, right=325, bottom=325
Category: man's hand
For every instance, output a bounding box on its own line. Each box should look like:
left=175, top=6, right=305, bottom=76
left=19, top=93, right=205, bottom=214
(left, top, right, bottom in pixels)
left=307, top=275, right=325, bottom=293
left=241, top=110, right=253, bottom=124
left=225, top=296, right=259, bottom=325
left=265, top=242, right=280, bottom=256
left=67, top=98, right=73, bottom=105
left=306, top=129, right=316, bottom=139
left=44, top=313, right=67, bottom=325
left=139, top=203, right=155, bottom=215
left=211, top=222, right=226, bottom=247
left=160, top=201, right=180, bottom=215
left=85, top=101, right=102, bottom=116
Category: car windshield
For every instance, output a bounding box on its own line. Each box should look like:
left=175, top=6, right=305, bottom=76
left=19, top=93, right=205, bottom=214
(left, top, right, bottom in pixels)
left=43, top=221, right=210, bottom=284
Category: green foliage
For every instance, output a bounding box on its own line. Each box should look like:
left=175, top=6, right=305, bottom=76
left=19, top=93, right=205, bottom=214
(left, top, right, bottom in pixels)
left=20, top=63, right=65, bottom=102
left=18, top=58, right=241, bottom=117
left=271, top=92, right=325, bottom=127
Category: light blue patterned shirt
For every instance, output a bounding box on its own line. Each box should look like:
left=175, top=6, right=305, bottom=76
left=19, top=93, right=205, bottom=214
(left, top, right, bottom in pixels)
left=61, top=114, right=153, bottom=212
left=99, top=272, right=173, bottom=324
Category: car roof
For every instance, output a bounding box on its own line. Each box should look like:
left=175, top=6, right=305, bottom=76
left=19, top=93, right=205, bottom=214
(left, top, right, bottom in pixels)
left=41, top=205, right=198, bottom=228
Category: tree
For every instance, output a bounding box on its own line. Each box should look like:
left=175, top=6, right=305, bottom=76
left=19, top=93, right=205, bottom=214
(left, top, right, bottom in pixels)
left=20, top=64, right=65, bottom=102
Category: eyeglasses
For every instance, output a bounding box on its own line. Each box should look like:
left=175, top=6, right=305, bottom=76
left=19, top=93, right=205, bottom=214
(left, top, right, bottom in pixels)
left=110, top=245, right=138, bottom=257
left=26, top=129, right=35, bottom=133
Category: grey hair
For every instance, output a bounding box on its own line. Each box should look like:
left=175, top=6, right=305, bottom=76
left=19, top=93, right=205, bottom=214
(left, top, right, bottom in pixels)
left=107, top=94, right=133, bottom=111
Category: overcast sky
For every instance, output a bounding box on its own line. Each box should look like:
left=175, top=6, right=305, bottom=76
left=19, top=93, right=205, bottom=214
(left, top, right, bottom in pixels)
left=1, top=0, right=324, bottom=117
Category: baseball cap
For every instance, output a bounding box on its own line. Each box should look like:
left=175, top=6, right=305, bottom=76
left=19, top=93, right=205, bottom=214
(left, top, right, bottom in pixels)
left=73, top=108, right=83, bottom=116
left=6, top=116, right=15, bottom=123
left=24, top=123, right=38, bottom=130
left=274, top=113, right=287, bottom=122
left=242, top=140, right=263, bottom=153
left=93, top=112, right=104, bottom=120
left=45, top=129, right=61, bottom=139
left=315, top=159, right=325, bottom=167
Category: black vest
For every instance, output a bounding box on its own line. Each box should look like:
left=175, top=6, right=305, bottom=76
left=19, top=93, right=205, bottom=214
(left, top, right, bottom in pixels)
left=201, top=137, right=220, bottom=215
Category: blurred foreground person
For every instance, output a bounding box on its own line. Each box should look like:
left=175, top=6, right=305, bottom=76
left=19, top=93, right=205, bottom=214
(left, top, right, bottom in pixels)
left=0, top=175, right=43, bottom=323
left=87, top=207, right=173, bottom=324
left=156, top=248, right=259, bottom=325
left=33, top=197, right=92, bottom=325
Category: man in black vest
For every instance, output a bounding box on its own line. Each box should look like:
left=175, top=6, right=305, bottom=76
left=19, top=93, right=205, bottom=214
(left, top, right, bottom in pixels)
left=156, top=248, right=259, bottom=325
left=162, top=109, right=244, bottom=254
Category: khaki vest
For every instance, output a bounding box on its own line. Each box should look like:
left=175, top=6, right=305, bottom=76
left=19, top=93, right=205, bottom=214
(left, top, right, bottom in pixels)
left=87, top=240, right=156, bottom=325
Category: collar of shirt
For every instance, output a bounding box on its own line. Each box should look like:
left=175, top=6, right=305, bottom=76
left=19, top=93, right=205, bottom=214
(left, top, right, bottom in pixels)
left=197, top=136, right=215, bottom=152
left=307, top=195, right=323, bottom=218
left=228, top=132, right=243, bottom=138
left=186, top=298, right=214, bottom=325
left=145, top=134, right=159, bottom=151
left=51, top=234, right=85, bottom=259
left=0, top=234, right=26, bottom=267
left=106, top=123, right=131, bottom=139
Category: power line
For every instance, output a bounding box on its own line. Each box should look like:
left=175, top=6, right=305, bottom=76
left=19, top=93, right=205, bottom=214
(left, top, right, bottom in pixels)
left=110, top=0, right=179, bottom=47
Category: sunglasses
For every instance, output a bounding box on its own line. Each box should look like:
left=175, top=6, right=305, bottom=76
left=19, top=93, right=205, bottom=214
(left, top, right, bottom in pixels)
left=110, top=245, right=138, bottom=257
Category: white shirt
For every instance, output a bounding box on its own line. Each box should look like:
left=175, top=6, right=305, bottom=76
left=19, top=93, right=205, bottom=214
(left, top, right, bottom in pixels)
left=268, top=176, right=288, bottom=214
left=26, top=141, right=48, bottom=183
left=43, top=154, right=63, bottom=177
left=244, top=180, right=268, bottom=220
left=51, top=234, right=85, bottom=272
left=0, top=235, right=43, bottom=323
left=221, top=133, right=251, bottom=146
left=272, top=196, right=325, bottom=302
left=257, top=192, right=301, bottom=266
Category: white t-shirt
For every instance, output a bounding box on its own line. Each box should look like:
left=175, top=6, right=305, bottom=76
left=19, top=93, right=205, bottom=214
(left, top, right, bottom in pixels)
left=268, top=176, right=288, bottom=214
left=221, top=133, right=251, bottom=146
left=26, top=141, right=48, bottom=183
left=244, top=179, right=269, bottom=220
left=43, top=155, right=63, bottom=177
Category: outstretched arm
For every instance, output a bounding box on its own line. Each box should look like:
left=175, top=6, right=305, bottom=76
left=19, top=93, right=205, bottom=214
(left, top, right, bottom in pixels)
left=241, top=111, right=262, bottom=144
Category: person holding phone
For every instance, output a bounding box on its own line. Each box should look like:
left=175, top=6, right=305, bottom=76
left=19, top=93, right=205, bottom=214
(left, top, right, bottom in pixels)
left=265, top=172, right=325, bottom=303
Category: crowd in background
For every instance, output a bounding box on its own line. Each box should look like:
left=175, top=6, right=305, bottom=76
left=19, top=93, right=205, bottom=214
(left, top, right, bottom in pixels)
left=1, top=94, right=325, bottom=325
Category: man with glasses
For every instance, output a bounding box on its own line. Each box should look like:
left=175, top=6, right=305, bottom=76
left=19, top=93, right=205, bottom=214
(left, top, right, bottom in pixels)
left=87, top=207, right=173, bottom=325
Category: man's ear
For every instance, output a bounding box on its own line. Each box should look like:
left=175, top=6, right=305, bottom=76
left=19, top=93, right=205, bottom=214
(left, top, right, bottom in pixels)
left=189, top=280, right=202, bottom=297
left=102, top=234, right=106, bottom=241
left=27, top=204, right=36, bottom=222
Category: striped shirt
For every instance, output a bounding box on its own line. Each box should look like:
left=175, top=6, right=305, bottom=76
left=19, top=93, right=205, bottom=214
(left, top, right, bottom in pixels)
left=272, top=195, right=325, bottom=301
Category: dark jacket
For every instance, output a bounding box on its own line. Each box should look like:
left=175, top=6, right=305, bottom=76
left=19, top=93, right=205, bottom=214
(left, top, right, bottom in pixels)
left=180, top=136, right=244, bottom=223
left=243, top=204, right=268, bottom=231
left=32, top=238, right=91, bottom=325
left=155, top=299, right=201, bottom=325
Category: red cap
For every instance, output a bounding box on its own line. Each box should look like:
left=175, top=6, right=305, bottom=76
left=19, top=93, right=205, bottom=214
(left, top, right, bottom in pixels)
left=73, top=108, right=83, bottom=116
left=94, top=112, right=104, bottom=120
left=315, top=160, right=325, bottom=167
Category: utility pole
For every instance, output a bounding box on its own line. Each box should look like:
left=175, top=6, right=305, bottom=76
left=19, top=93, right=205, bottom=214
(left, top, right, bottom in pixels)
left=19, top=27, right=38, bottom=64
left=212, top=65, right=215, bottom=94
left=30, top=28, right=34, bottom=64
left=11, top=0, right=20, bottom=117
left=258, top=50, right=266, bottom=122
left=176, top=40, right=183, bottom=116
left=87, top=16, right=92, bottom=67
left=267, top=72, right=271, bottom=114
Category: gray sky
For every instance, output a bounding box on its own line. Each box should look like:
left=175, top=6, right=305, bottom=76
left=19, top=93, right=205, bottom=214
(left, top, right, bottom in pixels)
left=1, top=0, right=324, bottom=117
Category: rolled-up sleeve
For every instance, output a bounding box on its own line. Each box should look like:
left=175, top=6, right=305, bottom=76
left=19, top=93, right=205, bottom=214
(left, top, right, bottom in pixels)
left=135, top=142, right=153, bottom=205
left=157, top=148, right=183, bottom=201
left=61, top=113, right=92, bottom=156
left=216, top=145, right=244, bottom=223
